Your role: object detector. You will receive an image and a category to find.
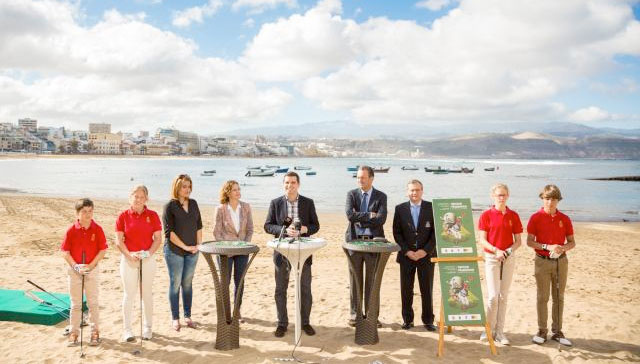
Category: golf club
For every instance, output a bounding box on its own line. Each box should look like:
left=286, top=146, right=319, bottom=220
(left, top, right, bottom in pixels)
left=132, top=257, right=143, bottom=356
left=80, top=251, right=86, bottom=358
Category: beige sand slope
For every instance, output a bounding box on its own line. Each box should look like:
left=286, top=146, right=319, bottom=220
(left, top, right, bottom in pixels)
left=0, top=194, right=638, bottom=363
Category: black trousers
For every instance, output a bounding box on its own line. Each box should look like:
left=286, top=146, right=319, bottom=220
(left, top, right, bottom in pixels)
left=400, top=261, right=435, bottom=325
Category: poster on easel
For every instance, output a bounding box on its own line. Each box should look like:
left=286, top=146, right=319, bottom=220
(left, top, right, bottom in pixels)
left=433, top=198, right=485, bottom=326
left=438, top=262, right=485, bottom=326
left=432, top=198, right=477, bottom=257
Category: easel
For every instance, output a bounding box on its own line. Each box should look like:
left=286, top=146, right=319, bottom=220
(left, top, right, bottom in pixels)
left=431, top=256, right=497, bottom=357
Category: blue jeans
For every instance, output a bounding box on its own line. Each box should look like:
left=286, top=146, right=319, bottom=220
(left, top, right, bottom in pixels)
left=217, top=255, right=249, bottom=309
left=164, top=243, right=199, bottom=320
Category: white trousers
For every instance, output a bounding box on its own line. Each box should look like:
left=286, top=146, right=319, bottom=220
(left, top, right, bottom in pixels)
left=120, top=255, right=156, bottom=333
left=484, top=251, right=516, bottom=335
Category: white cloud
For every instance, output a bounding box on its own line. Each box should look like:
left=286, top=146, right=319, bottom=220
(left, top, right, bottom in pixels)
left=243, top=18, right=255, bottom=28
left=569, top=106, right=611, bottom=122
left=232, top=0, right=297, bottom=15
left=241, top=0, right=353, bottom=81
left=172, top=0, right=223, bottom=28
left=0, top=0, right=291, bottom=132
left=415, top=0, right=454, bottom=11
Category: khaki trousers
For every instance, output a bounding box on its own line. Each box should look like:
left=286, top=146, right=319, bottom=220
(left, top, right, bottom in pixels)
left=68, top=267, right=100, bottom=335
left=484, top=251, right=516, bottom=335
left=534, top=255, right=568, bottom=333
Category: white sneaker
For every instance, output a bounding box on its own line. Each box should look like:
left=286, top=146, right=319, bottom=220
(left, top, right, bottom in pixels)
left=479, top=331, right=487, bottom=341
left=551, top=332, right=572, bottom=347
left=532, top=330, right=547, bottom=345
left=122, top=331, right=135, bottom=342
left=142, top=329, right=152, bottom=340
left=495, top=333, right=510, bottom=346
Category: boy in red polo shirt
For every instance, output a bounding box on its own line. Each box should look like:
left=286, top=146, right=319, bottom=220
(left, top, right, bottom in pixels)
left=477, top=183, right=522, bottom=345
left=60, top=198, right=108, bottom=346
left=526, top=185, right=576, bottom=347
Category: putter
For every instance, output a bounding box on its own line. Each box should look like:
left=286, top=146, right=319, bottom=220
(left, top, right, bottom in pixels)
left=556, top=259, right=561, bottom=352
left=80, top=252, right=86, bottom=358
left=132, top=257, right=143, bottom=355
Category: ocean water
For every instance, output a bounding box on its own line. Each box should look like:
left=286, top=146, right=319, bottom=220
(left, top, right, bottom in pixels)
left=0, top=157, right=638, bottom=221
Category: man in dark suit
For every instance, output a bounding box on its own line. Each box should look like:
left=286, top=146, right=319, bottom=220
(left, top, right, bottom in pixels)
left=345, top=165, right=387, bottom=327
left=264, top=171, right=320, bottom=338
left=392, top=179, right=437, bottom=331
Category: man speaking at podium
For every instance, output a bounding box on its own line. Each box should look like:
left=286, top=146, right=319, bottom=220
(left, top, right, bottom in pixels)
left=264, top=171, right=320, bottom=338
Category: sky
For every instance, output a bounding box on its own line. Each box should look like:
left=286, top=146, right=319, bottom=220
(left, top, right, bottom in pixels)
left=1, top=0, right=639, bottom=134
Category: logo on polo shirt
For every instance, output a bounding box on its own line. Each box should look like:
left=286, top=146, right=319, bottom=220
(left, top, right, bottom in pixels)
left=559, top=221, right=563, bottom=228
left=91, top=233, right=95, bottom=241
left=509, top=219, right=512, bottom=227
left=146, top=216, right=151, bottom=223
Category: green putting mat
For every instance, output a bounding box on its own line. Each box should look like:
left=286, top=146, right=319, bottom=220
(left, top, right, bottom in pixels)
left=0, top=289, right=84, bottom=325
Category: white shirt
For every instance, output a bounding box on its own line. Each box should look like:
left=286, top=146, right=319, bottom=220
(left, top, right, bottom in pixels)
left=227, top=203, right=241, bottom=233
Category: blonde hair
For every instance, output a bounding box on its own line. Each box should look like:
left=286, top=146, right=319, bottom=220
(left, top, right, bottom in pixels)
left=539, top=184, right=563, bottom=201
left=407, top=179, right=423, bottom=189
left=130, top=184, right=149, bottom=198
left=170, top=174, right=193, bottom=200
left=219, top=180, right=239, bottom=204
left=491, top=183, right=509, bottom=195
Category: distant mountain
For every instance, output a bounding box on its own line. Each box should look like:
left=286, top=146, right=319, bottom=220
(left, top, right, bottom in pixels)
left=223, top=120, right=640, bottom=139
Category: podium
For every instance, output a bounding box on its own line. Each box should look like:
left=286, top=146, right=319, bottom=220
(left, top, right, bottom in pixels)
left=267, top=237, right=327, bottom=344
left=199, top=240, right=259, bottom=350
left=343, top=238, right=399, bottom=345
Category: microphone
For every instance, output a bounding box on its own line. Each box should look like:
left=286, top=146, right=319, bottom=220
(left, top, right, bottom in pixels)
left=293, top=217, right=301, bottom=241
left=278, top=217, right=293, bottom=241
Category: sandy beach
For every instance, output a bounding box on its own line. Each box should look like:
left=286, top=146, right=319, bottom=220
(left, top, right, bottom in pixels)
left=0, top=194, right=638, bottom=363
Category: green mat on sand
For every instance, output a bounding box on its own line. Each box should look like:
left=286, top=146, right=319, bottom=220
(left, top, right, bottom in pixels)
left=0, top=288, right=84, bottom=325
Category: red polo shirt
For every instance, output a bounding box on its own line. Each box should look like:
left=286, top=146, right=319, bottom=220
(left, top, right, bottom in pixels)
left=527, top=208, right=574, bottom=257
left=478, top=206, right=523, bottom=253
left=115, top=206, right=162, bottom=252
left=60, top=220, right=108, bottom=264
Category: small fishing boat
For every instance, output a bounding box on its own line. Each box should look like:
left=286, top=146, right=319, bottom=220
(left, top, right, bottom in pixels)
left=306, top=171, right=317, bottom=176
left=294, top=166, right=312, bottom=170
left=433, top=170, right=449, bottom=175
left=484, top=167, right=496, bottom=172
left=461, top=167, right=474, bottom=174
left=245, top=170, right=275, bottom=177
left=246, top=166, right=262, bottom=170
left=425, top=166, right=444, bottom=172
left=200, top=170, right=216, bottom=176
left=265, top=165, right=280, bottom=169
left=275, top=168, right=289, bottom=173
left=401, top=165, right=418, bottom=170
left=347, top=166, right=359, bottom=172
left=446, top=167, right=463, bottom=173
left=373, top=166, right=390, bottom=173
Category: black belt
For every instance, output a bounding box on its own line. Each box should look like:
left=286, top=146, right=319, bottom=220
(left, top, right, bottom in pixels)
left=536, top=253, right=566, bottom=260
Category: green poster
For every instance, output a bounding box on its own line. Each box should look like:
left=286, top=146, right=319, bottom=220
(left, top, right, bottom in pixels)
left=438, top=262, right=485, bottom=326
left=432, top=198, right=477, bottom=257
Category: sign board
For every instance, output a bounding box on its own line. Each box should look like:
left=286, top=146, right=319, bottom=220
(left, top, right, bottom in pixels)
left=433, top=198, right=477, bottom=257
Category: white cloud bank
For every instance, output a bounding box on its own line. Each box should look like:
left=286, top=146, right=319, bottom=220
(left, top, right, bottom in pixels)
left=172, top=0, right=223, bottom=28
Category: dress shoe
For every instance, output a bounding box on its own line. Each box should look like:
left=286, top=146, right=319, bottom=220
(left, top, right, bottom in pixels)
left=377, top=320, right=382, bottom=328
left=274, top=325, right=287, bottom=338
left=401, top=322, right=414, bottom=330
left=425, top=324, right=437, bottom=332
left=348, top=319, right=356, bottom=327
left=302, top=324, right=316, bottom=336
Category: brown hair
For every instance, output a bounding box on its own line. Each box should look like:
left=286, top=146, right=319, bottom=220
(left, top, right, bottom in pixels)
left=539, top=184, right=563, bottom=201
left=219, top=180, right=239, bottom=204
left=407, top=179, right=423, bottom=189
left=75, top=198, right=94, bottom=212
left=358, top=165, right=374, bottom=178
left=283, top=171, right=300, bottom=183
left=170, top=174, right=193, bottom=200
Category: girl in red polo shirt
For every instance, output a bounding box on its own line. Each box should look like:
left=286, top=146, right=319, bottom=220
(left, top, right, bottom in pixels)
left=60, top=198, right=108, bottom=347
left=115, top=185, right=162, bottom=342
left=477, top=183, right=522, bottom=346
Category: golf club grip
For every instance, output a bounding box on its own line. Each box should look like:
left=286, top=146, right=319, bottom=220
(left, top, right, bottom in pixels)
left=27, top=280, right=47, bottom=292
left=82, top=251, right=86, bottom=264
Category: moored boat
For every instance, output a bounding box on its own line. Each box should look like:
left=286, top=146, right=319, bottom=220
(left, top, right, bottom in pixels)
left=294, top=166, right=312, bottom=170
left=275, top=168, right=289, bottom=173
left=245, top=170, right=275, bottom=177
left=373, top=166, right=390, bottom=173
left=401, top=165, right=418, bottom=170
left=306, top=171, right=317, bottom=176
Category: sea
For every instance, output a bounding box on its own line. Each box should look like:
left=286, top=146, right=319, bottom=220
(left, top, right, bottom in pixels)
left=0, top=157, right=638, bottom=221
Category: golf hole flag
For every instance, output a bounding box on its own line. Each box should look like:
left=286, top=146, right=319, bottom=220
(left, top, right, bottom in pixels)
left=433, top=198, right=486, bottom=326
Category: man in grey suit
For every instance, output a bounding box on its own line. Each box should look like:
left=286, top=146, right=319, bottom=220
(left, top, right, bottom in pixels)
left=345, top=165, right=387, bottom=327
left=264, top=172, right=320, bottom=337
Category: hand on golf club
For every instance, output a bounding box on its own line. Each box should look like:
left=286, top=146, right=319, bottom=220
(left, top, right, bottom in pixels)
left=73, top=264, right=90, bottom=275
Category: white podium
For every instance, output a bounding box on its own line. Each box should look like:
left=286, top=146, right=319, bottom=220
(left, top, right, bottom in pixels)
left=267, top=237, right=327, bottom=344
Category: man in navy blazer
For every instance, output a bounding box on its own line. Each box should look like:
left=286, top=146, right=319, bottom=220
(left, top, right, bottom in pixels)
left=392, top=179, right=437, bottom=331
left=345, top=166, right=387, bottom=327
left=264, top=172, right=320, bottom=338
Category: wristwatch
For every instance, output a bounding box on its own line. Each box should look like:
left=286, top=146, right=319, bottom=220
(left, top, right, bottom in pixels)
left=541, top=244, right=548, bottom=251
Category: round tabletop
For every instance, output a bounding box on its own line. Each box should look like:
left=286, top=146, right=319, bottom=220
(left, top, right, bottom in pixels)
left=343, top=239, right=400, bottom=253
left=267, top=237, right=327, bottom=251
left=199, top=241, right=259, bottom=256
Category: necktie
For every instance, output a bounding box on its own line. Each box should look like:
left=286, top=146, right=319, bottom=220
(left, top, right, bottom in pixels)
left=412, top=206, right=419, bottom=229
left=360, top=192, right=368, bottom=213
